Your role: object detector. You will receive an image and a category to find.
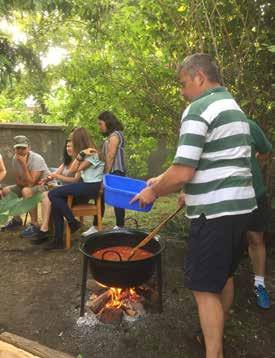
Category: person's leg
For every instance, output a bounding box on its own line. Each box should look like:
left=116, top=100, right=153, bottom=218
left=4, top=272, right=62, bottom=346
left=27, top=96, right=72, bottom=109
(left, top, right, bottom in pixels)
left=246, top=195, right=271, bottom=309
left=2, top=186, right=11, bottom=195
left=220, top=277, right=234, bottom=321
left=185, top=215, right=238, bottom=355
left=193, top=291, right=224, bottom=358
left=43, top=205, right=64, bottom=249
left=111, top=171, right=125, bottom=227
left=48, top=182, right=101, bottom=228
left=247, top=231, right=266, bottom=283
left=48, top=184, right=78, bottom=225
left=247, top=230, right=271, bottom=308
left=83, top=195, right=105, bottom=237
left=40, top=191, right=52, bottom=232
left=114, top=206, right=125, bottom=227
left=21, top=187, right=38, bottom=226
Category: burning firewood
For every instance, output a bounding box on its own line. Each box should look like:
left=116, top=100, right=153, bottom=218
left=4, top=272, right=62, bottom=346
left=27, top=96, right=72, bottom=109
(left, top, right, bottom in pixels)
left=121, top=305, right=137, bottom=317
left=98, top=307, right=123, bottom=325
left=86, top=289, right=112, bottom=314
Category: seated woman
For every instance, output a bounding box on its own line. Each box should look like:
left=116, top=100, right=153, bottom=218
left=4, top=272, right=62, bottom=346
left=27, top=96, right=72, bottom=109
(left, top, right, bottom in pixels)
left=0, top=153, right=7, bottom=198
left=32, top=139, right=80, bottom=244
left=45, top=127, right=104, bottom=250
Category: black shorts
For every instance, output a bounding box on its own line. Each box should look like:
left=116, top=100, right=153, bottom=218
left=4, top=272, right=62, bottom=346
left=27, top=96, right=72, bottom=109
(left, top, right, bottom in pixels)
left=247, top=194, right=270, bottom=233
left=184, top=213, right=250, bottom=293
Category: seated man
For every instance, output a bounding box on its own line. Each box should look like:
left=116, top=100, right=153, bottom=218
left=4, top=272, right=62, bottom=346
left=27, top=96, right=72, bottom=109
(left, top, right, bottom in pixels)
left=0, top=152, right=7, bottom=197
left=1, top=135, right=50, bottom=237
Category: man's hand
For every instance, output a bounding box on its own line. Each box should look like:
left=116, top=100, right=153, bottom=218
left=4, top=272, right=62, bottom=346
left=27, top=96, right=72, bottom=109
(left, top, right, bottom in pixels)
left=130, top=186, right=157, bottom=208
left=178, top=192, right=186, bottom=208
left=50, top=173, right=61, bottom=180
left=15, top=154, right=27, bottom=165
left=147, top=176, right=160, bottom=186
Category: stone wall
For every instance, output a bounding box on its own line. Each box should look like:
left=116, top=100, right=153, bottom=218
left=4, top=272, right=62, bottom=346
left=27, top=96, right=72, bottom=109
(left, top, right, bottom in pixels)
left=0, top=123, right=66, bottom=185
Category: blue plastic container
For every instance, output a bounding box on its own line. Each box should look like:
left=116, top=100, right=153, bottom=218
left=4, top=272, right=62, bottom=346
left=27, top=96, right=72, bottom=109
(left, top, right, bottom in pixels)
left=103, top=174, right=153, bottom=212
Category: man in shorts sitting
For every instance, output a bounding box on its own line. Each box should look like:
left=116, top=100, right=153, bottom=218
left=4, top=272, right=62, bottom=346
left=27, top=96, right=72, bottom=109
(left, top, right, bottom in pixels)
left=1, top=135, right=50, bottom=237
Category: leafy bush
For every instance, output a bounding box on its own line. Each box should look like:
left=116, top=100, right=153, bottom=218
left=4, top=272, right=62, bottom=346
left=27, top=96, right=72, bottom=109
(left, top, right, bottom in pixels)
left=0, top=192, right=42, bottom=225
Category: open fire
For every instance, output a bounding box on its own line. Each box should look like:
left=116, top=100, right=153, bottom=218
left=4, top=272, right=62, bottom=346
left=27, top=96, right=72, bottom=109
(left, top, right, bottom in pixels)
left=84, top=280, right=155, bottom=325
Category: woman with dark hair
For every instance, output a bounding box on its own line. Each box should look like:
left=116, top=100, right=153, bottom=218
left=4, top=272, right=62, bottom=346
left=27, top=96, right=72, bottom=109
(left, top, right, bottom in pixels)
left=45, top=128, right=104, bottom=250
left=82, top=111, right=126, bottom=237
left=33, top=139, right=80, bottom=243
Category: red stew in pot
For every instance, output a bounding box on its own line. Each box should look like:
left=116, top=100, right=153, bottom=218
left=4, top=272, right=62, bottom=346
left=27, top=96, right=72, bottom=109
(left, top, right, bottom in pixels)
left=91, top=246, right=153, bottom=261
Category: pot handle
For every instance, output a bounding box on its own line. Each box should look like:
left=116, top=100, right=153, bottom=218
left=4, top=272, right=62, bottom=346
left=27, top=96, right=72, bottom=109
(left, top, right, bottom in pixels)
left=102, top=250, right=123, bottom=261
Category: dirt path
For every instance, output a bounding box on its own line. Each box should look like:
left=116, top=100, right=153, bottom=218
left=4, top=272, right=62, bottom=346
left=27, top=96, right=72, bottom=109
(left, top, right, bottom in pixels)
left=0, top=230, right=274, bottom=358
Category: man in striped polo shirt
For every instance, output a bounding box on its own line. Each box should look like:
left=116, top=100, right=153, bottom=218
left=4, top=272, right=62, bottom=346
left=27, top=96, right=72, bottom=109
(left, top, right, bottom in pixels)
left=132, top=53, right=256, bottom=358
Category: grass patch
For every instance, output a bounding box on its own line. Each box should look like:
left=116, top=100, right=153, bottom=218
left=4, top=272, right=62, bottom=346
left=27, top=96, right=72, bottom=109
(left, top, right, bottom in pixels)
left=102, top=194, right=189, bottom=239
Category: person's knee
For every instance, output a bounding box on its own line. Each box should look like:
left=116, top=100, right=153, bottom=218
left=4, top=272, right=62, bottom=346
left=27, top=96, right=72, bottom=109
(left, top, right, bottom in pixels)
left=21, top=187, right=33, bottom=197
left=2, top=186, right=10, bottom=195
left=193, top=290, right=220, bottom=306
left=248, top=232, right=264, bottom=248
left=48, top=190, right=54, bottom=201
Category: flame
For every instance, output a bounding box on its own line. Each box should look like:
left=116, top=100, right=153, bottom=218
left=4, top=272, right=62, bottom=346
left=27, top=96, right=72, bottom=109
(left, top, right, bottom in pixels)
left=106, top=287, right=123, bottom=308
left=94, top=281, right=141, bottom=308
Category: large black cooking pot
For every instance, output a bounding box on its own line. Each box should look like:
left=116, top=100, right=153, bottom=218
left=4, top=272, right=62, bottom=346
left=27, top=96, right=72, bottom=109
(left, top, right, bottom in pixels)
left=79, top=229, right=165, bottom=288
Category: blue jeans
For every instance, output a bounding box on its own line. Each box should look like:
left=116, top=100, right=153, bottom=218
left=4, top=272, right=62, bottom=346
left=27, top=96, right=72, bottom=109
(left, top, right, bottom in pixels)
left=48, top=182, right=101, bottom=243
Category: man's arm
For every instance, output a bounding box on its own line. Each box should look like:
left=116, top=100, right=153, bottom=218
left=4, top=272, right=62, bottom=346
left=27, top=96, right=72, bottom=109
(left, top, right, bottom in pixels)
left=151, top=164, right=195, bottom=197
left=0, top=155, right=6, bottom=182
left=251, top=121, right=272, bottom=168
left=16, top=155, right=42, bottom=186
left=21, top=169, right=42, bottom=186
left=132, top=165, right=195, bottom=207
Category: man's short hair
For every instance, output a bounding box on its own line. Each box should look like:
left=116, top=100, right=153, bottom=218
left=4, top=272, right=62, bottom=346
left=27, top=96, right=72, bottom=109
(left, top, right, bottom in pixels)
left=178, top=53, right=222, bottom=84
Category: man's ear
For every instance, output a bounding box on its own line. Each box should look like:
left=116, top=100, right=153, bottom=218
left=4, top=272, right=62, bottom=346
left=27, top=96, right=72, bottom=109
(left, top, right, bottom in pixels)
left=195, top=70, right=207, bottom=86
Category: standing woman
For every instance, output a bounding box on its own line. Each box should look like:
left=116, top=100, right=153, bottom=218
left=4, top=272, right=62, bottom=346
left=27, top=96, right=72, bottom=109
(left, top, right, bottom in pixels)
left=82, top=111, right=126, bottom=237
left=46, top=128, right=104, bottom=250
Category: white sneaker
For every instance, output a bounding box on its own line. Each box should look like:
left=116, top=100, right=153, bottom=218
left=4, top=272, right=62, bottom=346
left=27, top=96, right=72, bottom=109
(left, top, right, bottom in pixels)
left=81, top=225, right=98, bottom=237
left=113, top=225, right=123, bottom=230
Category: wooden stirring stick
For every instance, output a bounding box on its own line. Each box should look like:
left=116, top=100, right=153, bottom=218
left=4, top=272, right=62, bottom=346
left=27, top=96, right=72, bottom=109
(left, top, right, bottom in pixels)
left=127, top=206, right=183, bottom=261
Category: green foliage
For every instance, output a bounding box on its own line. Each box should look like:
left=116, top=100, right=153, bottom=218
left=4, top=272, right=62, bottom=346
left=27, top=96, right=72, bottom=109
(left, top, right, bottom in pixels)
left=0, top=192, right=42, bottom=225
left=0, top=0, right=273, bottom=175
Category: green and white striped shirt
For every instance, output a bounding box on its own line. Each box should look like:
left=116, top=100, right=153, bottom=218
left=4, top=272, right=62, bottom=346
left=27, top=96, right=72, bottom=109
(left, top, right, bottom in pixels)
left=173, top=87, right=256, bottom=219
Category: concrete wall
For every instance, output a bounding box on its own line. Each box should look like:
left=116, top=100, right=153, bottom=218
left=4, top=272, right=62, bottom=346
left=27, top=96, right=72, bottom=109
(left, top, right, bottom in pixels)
left=0, top=123, right=66, bottom=185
